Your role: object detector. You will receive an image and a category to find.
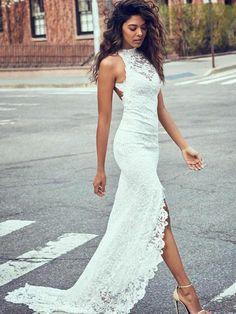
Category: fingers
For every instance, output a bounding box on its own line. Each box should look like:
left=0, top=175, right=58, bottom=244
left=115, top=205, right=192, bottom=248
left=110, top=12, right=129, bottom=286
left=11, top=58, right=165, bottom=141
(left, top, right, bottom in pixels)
left=94, top=185, right=105, bottom=197
left=195, top=161, right=203, bottom=170
left=93, top=180, right=106, bottom=197
left=97, top=184, right=106, bottom=197
left=188, top=159, right=206, bottom=171
left=186, top=151, right=207, bottom=171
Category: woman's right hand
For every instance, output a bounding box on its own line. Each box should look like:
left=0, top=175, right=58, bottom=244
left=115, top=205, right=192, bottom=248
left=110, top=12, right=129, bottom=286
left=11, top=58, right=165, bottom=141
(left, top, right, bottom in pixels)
left=93, top=171, right=106, bottom=197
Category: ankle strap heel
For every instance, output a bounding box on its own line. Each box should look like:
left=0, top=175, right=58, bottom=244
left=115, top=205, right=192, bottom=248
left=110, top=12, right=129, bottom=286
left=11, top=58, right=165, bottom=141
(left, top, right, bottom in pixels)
left=173, top=282, right=211, bottom=314
left=177, top=283, right=192, bottom=289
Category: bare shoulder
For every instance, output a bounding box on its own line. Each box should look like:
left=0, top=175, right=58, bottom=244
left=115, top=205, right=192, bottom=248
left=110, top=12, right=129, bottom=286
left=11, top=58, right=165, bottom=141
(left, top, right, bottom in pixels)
left=99, top=54, right=118, bottom=71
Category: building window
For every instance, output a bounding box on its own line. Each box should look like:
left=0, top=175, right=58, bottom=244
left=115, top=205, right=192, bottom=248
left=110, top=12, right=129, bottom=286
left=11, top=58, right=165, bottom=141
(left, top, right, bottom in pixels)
left=0, top=0, right=3, bottom=32
left=225, top=0, right=232, bottom=4
left=76, top=0, right=93, bottom=35
left=160, top=0, right=168, bottom=5
left=30, top=0, right=46, bottom=38
left=186, top=0, right=192, bottom=3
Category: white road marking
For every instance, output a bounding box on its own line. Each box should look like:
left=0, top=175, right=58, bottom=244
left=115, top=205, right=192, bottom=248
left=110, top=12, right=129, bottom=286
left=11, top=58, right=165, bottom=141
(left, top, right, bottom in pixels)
left=198, top=74, right=236, bottom=85
left=221, top=78, right=236, bottom=85
left=0, top=108, right=16, bottom=111
left=0, top=119, right=15, bottom=125
left=210, top=282, right=236, bottom=303
left=0, top=95, right=39, bottom=98
left=204, top=69, right=236, bottom=78
left=174, top=70, right=236, bottom=86
left=0, top=102, right=40, bottom=107
left=44, top=88, right=96, bottom=95
left=174, top=78, right=200, bottom=86
left=0, top=103, right=40, bottom=106
left=0, top=220, right=35, bottom=237
left=0, top=233, right=98, bottom=286
left=0, top=88, right=96, bottom=95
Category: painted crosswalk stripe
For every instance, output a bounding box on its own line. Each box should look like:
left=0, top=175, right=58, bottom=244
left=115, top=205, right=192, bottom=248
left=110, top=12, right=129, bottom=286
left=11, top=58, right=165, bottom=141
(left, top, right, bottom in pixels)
left=0, top=103, right=40, bottom=106
left=221, top=78, right=236, bottom=85
left=0, top=119, right=15, bottom=125
left=175, top=70, right=236, bottom=86
left=0, top=108, right=16, bottom=111
left=44, top=88, right=96, bottom=95
left=210, top=282, right=236, bottom=303
left=0, top=220, right=35, bottom=237
left=203, top=69, right=236, bottom=78
left=174, top=78, right=200, bottom=86
left=0, top=233, right=98, bottom=286
left=198, top=73, right=236, bottom=85
left=0, top=95, right=39, bottom=98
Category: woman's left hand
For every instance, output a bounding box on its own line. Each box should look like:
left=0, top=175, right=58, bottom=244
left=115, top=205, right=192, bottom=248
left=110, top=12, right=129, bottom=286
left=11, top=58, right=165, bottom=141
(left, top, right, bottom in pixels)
left=181, top=146, right=205, bottom=171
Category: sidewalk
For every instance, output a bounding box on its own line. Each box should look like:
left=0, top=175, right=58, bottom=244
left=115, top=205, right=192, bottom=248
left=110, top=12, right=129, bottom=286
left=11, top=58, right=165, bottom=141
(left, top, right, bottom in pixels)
left=0, top=67, right=92, bottom=89
left=164, top=51, right=236, bottom=79
left=0, top=52, right=235, bottom=88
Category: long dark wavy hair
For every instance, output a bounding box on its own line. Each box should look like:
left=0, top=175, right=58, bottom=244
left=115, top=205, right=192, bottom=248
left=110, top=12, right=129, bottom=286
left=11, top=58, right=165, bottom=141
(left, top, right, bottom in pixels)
left=90, top=0, right=166, bottom=83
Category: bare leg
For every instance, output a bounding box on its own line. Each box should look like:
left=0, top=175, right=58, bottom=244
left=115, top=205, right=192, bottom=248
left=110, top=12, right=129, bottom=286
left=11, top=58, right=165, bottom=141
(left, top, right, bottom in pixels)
left=161, top=200, right=210, bottom=314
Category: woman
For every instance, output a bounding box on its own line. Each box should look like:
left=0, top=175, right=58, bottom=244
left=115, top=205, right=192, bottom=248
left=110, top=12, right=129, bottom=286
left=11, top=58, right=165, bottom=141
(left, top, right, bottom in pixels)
left=92, top=1, right=211, bottom=314
left=5, top=0, right=212, bottom=313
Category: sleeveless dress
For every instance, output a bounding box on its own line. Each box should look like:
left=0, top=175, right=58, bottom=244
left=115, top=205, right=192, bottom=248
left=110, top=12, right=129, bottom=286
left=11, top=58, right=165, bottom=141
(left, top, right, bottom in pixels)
left=4, top=47, right=169, bottom=314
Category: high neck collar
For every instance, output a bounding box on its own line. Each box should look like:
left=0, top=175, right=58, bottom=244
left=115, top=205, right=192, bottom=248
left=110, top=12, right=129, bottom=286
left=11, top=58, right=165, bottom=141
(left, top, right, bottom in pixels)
left=119, top=47, right=136, bottom=53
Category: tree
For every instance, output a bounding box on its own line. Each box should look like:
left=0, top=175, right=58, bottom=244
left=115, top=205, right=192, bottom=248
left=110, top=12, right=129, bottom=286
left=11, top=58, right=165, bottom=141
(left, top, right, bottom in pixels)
left=1, top=0, right=26, bottom=44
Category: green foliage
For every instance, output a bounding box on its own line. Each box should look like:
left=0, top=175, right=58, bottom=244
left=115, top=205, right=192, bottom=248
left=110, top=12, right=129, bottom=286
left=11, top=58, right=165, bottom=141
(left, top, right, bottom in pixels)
left=159, top=3, right=236, bottom=57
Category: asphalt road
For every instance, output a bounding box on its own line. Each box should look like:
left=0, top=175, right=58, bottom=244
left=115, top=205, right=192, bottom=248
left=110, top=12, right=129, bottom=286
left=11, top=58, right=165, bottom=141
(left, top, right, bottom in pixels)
left=0, top=70, right=235, bottom=313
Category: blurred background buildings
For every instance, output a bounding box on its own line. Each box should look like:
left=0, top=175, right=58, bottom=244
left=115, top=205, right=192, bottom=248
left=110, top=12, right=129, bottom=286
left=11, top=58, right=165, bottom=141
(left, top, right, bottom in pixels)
left=0, top=0, right=235, bottom=68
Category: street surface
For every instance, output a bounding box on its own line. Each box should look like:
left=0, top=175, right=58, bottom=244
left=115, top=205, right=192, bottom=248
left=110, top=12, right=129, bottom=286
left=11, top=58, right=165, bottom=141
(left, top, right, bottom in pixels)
left=0, top=68, right=235, bottom=313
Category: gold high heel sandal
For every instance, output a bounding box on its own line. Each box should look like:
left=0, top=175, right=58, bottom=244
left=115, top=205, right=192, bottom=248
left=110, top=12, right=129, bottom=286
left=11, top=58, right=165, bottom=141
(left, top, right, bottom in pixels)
left=173, top=282, right=207, bottom=314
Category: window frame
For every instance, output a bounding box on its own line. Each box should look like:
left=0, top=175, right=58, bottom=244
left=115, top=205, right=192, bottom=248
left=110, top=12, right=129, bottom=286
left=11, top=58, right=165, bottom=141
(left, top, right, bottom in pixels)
left=0, top=0, right=3, bottom=32
left=75, top=0, right=94, bottom=36
left=29, top=0, right=46, bottom=38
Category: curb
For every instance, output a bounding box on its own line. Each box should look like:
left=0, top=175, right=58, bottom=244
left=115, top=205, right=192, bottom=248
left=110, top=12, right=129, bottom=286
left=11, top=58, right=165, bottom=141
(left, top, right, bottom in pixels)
left=0, top=66, right=91, bottom=73
left=0, top=51, right=235, bottom=73
left=203, top=64, right=236, bottom=76
left=0, top=53, right=235, bottom=88
left=0, top=63, right=235, bottom=88
left=0, top=83, right=96, bottom=89
left=165, top=50, right=236, bottom=63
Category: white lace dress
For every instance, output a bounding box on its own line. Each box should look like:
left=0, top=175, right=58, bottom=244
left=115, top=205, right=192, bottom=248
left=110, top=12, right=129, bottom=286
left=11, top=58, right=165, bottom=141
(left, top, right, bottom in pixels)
left=4, top=47, right=169, bottom=314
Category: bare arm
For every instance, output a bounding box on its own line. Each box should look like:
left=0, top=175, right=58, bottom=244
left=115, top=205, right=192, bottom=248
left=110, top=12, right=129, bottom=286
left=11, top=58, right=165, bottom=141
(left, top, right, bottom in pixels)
left=93, top=58, right=115, bottom=196
left=157, top=90, right=205, bottom=171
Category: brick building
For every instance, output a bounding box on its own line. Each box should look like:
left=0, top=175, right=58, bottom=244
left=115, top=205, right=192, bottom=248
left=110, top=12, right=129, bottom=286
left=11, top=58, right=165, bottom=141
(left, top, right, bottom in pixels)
left=0, top=0, right=235, bottom=67
left=0, top=0, right=106, bottom=67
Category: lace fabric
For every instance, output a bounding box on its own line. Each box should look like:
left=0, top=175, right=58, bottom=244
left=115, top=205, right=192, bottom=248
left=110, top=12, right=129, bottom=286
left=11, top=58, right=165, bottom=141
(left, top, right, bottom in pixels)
left=5, top=48, right=169, bottom=314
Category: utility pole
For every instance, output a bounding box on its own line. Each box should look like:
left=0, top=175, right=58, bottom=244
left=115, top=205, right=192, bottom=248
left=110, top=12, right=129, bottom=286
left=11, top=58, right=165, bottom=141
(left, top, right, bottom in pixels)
left=208, top=0, right=215, bottom=68
left=92, top=0, right=100, bottom=55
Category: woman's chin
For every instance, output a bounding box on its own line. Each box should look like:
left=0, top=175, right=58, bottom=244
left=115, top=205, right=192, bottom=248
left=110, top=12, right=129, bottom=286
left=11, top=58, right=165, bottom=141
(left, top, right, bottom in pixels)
left=133, top=42, right=143, bottom=48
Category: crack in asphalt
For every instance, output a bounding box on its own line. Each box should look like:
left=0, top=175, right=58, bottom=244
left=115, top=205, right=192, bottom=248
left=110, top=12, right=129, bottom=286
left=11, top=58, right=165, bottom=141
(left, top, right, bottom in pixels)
left=159, top=129, right=236, bottom=144
left=163, top=170, right=192, bottom=183
left=173, top=225, right=236, bottom=244
left=0, top=154, right=78, bottom=168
